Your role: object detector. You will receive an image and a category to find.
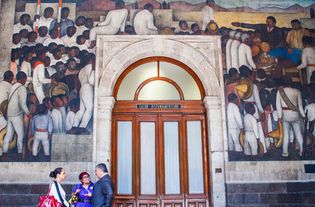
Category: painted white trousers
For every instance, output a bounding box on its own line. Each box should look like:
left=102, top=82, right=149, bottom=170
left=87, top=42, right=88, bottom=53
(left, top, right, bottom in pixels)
left=90, top=25, right=119, bottom=41
left=282, top=111, right=304, bottom=156
left=33, top=131, right=50, bottom=156
left=244, top=131, right=258, bottom=156
left=34, top=84, right=45, bottom=104
left=73, top=84, right=94, bottom=128
left=228, top=128, right=242, bottom=152
left=3, top=115, right=24, bottom=153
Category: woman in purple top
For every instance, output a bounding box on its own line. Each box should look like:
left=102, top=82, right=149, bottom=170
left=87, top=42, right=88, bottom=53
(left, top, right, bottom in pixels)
left=72, top=172, right=94, bottom=207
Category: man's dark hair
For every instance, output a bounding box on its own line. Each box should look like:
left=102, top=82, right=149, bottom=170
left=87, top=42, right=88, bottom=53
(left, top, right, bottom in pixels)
left=16, top=71, right=27, bottom=81
left=3, top=71, right=14, bottom=81
left=37, top=104, right=47, bottom=115
left=291, top=19, right=300, bottom=24
left=96, top=163, right=108, bottom=173
left=228, top=93, right=237, bottom=102
left=228, top=68, right=239, bottom=78
left=239, top=65, right=252, bottom=78
left=302, top=36, right=313, bottom=46
left=267, top=16, right=277, bottom=24
left=116, top=0, right=125, bottom=9
left=144, top=3, right=153, bottom=10
left=244, top=103, right=254, bottom=114
left=61, top=7, right=70, bottom=13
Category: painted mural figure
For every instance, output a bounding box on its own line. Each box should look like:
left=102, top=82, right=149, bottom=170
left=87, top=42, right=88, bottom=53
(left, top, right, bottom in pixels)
left=276, top=77, right=305, bottom=157
left=49, top=7, right=75, bottom=37
left=89, top=0, right=128, bottom=48
left=297, top=36, right=315, bottom=83
left=201, top=0, right=215, bottom=31
left=227, top=93, right=243, bottom=152
left=134, top=4, right=158, bottom=35
left=2, top=72, right=30, bottom=160
left=30, top=104, right=53, bottom=159
left=3, top=0, right=315, bottom=163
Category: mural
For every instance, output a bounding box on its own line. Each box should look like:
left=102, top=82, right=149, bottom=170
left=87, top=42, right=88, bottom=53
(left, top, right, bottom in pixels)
left=1, top=0, right=314, bottom=162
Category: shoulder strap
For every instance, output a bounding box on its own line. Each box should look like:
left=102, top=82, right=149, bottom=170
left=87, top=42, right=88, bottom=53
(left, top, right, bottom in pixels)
left=278, top=87, right=299, bottom=112
left=54, top=181, right=67, bottom=207
left=7, top=85, right=23, bottom=105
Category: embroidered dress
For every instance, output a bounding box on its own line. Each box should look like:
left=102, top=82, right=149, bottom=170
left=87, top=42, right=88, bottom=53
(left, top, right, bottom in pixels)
left=72, top=182, right=94, bottom=207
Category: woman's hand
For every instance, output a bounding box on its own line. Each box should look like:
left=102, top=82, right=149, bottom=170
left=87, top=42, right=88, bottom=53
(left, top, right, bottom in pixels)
left=83, top=191, right=92, bottom=197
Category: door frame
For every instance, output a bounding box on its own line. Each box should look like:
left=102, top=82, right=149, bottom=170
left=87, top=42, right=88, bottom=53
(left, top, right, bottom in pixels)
left=111, top=101, right=210, bottom=207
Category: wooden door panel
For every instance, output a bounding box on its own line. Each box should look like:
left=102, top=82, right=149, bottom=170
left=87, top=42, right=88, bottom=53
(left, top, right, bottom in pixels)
left=114, top=200, right=137, bottom=207
left=162, top=200, right=184, bottom=207
left=138, top=200, right=160, bottom=207
left=186, top=199, right=208, bottom=207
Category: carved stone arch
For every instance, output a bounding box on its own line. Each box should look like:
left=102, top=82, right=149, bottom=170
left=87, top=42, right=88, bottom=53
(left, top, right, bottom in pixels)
left=97, top=37, right=222, bottom=97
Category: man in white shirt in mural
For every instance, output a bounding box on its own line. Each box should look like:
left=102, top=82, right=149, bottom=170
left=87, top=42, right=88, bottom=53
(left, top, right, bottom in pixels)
left=243, top=103, right=259, bottom=156
left=0, top=71, right=14, bottom=156
left=276, top=77, right=305, bottom=157
left=240, top=66, right=268, bottom=153
left=226, top=30, right=236, bottom=71
left=33, top=50, right=56, bottom=104
left=3, top=72, right=30, bottom=159
left=238, top=33, right=256, bottom=70
left=230, top=32, right=242, bottom=70
left=34, top=7, right=55, bottom=31
left=73, top=53, right=95, bottom=130
left=134, top=3, right=158, bottom=35
left=13, top=13, right=32, bottom=34
left=227, top=93, right=243, bottom=152
left=201, top=0, right=215, bottom=31
left=89, top=0, right=128, bottom=48
left=297, top=36, right=315, bottom=84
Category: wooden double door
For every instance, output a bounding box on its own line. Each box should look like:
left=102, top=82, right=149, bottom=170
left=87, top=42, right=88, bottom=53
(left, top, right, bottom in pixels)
left=112, top=111, right=210, bottom=207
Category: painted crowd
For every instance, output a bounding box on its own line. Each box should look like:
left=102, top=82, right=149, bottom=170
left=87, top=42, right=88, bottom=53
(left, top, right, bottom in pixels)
left=0, top=0, right=314, bottom=161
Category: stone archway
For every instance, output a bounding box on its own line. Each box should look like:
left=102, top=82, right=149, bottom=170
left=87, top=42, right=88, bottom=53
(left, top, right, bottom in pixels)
left=93, top=35, right=227, bottom=207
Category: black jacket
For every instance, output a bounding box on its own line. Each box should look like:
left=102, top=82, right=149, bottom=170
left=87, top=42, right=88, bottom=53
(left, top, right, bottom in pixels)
left=92, top=174, right=114, bottom=207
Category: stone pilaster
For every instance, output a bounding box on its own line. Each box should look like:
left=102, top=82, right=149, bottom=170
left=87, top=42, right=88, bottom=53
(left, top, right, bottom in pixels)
left=204, top=96, right=227, bottom=207
left=94, top=96, right=115, bottom=173
left=0, top=0, right=16, bottom=78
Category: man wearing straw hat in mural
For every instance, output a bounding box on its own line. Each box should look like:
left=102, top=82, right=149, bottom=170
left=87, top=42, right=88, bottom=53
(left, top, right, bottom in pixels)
left=237, top=65, right=267, bottom=155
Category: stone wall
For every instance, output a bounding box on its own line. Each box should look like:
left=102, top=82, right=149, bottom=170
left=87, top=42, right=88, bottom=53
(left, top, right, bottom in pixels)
left=1, top=182, right=315, bottom=206
left=226, top=182, right=315, bottom=206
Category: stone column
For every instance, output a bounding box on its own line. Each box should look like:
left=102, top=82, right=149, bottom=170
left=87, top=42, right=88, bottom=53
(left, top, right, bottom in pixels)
left=94, top=96, right=115, bottom=173
left=0, top=0, right=16, bottom=78
left=204, top=96, right=227, bottom=207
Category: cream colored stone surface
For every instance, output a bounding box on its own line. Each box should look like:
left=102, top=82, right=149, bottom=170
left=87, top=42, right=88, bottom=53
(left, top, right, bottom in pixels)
left=0, top=0, right=16, bottom=77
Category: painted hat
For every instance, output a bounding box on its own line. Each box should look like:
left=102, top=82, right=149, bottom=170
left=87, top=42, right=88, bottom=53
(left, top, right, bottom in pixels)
left=229, top=30, right=236, bottom=39
left=260, top=42, right=270, bottom=53
left=241, top=33, right=250, bottom=42
left=236, top=78, right=253, bottom=100
left=49, top=82, right=69, bottom=97
left=267, top=121, right=283, bottom=148
left=0, top=127, right=17, bottom=150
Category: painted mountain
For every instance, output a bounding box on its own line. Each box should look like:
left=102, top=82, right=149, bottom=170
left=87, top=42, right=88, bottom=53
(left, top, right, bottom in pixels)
left=77, top=0, right=315, bottom=13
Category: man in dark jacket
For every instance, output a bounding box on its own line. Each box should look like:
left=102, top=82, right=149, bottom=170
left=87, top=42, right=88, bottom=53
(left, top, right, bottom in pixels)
left=92, top=163, right=114, bottom=207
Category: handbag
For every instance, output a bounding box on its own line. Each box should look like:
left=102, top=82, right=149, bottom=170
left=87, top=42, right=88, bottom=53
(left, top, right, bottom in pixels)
left=37, top=185, right=62, bottom=207
left=38, top=181, right=65, bottom=207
